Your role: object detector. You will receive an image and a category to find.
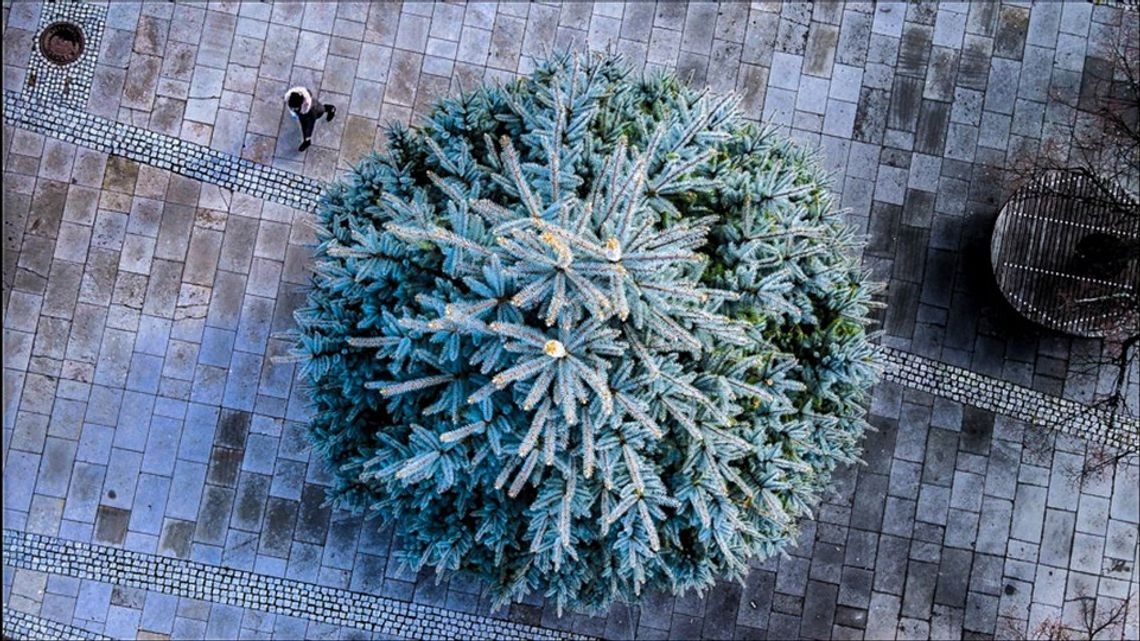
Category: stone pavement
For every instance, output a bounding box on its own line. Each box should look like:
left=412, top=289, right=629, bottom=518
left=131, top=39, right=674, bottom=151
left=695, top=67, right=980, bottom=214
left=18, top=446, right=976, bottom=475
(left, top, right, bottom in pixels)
left=2, top=1, right=1138, bottom=640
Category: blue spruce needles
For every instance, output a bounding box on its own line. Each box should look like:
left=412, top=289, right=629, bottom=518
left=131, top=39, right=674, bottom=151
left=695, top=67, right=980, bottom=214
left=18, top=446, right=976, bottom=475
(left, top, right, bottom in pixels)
left=292, top=53, right=882, bottom=614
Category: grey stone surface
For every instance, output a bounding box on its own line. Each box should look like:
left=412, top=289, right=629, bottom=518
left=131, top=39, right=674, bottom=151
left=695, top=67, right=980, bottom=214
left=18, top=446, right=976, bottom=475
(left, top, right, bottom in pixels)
left=4, top=2, right=1139, bottom=640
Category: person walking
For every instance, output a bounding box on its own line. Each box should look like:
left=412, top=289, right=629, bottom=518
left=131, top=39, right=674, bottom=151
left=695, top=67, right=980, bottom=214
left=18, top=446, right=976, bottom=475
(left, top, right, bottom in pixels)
left=285, top=86, right=336, bottom=152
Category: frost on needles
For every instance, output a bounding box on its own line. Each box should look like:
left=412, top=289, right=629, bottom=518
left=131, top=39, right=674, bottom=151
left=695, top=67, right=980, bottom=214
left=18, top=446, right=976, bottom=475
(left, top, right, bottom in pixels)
left=289, top=53, right=883, bottom=615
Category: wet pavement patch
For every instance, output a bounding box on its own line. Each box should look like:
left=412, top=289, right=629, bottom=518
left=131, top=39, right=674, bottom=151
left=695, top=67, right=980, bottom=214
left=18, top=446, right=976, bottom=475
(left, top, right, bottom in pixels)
left=94, top=505, right=131, bottom=544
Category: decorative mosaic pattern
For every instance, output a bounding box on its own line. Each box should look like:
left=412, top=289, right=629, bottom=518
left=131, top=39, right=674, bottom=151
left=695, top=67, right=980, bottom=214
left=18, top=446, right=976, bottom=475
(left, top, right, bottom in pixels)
left=2, top=606, right=109, bottom=641
left=883, top=347, right=1139, bottom=451
left=2, top=90, right=324, bottom=212
left=25, top=0, right=105, bottom=109
left=2, top=530, right=593, bottom=641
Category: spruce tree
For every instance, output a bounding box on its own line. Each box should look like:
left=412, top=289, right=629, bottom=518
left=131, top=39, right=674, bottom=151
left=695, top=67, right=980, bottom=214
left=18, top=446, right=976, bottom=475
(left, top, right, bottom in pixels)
left=290, top=53, right=882, bottom=614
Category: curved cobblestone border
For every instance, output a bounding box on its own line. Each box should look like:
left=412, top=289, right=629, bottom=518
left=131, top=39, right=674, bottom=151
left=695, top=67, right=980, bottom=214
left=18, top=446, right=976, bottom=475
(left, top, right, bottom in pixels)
left=1, top=90, right=324, bottom=212
left=883, top=347, right=1139, bottom=451
left=2, top=606, right=110, bottom=641
left=2, top=530, right=593, bottom=641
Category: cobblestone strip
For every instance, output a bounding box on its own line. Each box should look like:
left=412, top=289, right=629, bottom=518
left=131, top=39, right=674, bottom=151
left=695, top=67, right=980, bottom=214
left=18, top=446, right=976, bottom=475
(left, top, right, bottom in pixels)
left=2, top=606, right=110, bottom=641
left=2, top=90, right=324, bottom=212
left=2, top=530, right=592, bottom=641
left=884, top=346, right=1139, bottom=451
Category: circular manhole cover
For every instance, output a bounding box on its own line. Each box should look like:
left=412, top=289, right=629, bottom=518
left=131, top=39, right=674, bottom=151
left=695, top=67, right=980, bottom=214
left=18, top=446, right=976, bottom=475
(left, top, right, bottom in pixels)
left=39, top=21, right=86, bottom=66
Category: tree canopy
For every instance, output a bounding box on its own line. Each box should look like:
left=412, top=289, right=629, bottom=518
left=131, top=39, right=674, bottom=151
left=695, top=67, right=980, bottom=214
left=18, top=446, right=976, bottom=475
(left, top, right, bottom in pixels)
left=291, top=53, right=881, bottom=614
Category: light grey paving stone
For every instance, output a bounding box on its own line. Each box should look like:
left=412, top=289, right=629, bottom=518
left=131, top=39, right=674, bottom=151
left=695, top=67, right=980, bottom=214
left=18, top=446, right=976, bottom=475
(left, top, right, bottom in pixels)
left=73, top=578, right=113, bottom=625
left=217, top=216, right=258, bottom=274
left=1110, top=463, right=1139, bottom=523
left=975, top=497, right=1013, bottom=555
left=1010, top=483, right=1047, bottom=543
left=222, top=352, right=262, bottom=411
left=129, top=473, right=171, bottom=536
left=1025, top=1, right=1061, bottom=48
left=134, top=316, right=173, bottom=358
left=871, top=2, right=905, bottom=38
left=183, top=229, right=224, bottom=287
left=943, top=122, right=977, bottom=162
left=944, top=508, right=980, bottom=550
left=949, top=471, right=984, bottom=512
left=1038, top=509, right=1076, bottom=568
left=1005, top=544, right=1046, bottom=584
left=241, top=433, right=279, bottom=476
left=222, top=529, right=259, bottom=571
left=4, top=330, right=34, bottom=374
left=761, top=86, right=797, bottom=126
left=27, top=493, right=65, bottom=535
left=205, top=603, right=243, bottom=641
left=1046, top=451, right=1083, bottom=509
left=796, top=75, right=829, bottom=115
left=1104, top=518, right=1138, bottom=563
left=1069, top=532, right=1105, bottom=575
left=125, top=352, right=163, bottom=395
left=873, top=534, right=909, bottom=596
left=984, top=57, right=1020, bottom=115
left=1000, top=574, right=1034, bottom=625
left=933, top=8, right=967, bottom=48
left=977, top=110, right=1012, bottom=152
left=166, top=460, right=207, bottom=521
left=153, top=397, right=187, bottom=421
left=917, top=484, right=951, bottom=525
left=234, top=295, right=274, bottom=353
left=104, top=604, right=143, bottom=640
left=139, top=416, right=181, bottom=476
left=1010, top=97, right=1046, bottom=139
left=268, top=458, right=306, bottom=501
left=1032, top=565, right=1067, bottom=609
left=983, top=440, right=1020, bottom=500
left=196, top=327, right=235, bottom=369
left=179, top=403, right=219, bottom=463
left=874, top=164, right=907, bottom=205
left=161, top=340, right=198, bottom=382
left=768, top=51, right=803, bottom=91
left=141, top=591, right=179, bottom=635
left=1007, top=539, right=1040, bottom=564
left=679, top=2, right=716, bottom=56
left=969, top=553, right=1003, bottom=597
left=10, top=410, right=47, bottom=455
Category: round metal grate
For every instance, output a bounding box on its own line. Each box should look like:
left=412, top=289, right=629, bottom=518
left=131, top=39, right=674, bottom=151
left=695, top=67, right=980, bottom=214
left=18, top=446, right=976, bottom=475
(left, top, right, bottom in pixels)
left=39, top=21, right=85, bottom=66
left=991, top=171, right=1140, bottom=339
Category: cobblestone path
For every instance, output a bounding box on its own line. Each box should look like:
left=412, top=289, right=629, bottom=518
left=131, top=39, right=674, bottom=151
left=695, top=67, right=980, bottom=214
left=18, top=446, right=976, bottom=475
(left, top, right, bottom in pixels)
left=3, top=1, right=1138, bottom=640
